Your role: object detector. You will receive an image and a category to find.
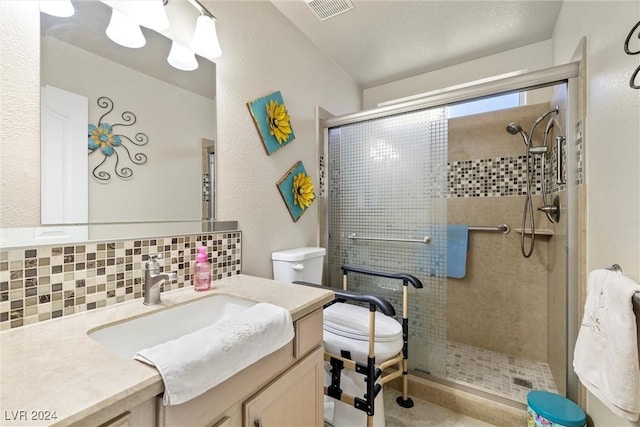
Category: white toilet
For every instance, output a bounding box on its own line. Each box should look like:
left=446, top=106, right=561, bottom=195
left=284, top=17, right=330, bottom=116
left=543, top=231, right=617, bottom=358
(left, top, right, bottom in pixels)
left=272, top=247, right=404, bottom=427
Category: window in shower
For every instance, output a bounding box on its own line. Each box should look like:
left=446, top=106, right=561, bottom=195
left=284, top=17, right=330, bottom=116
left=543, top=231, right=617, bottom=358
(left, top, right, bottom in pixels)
left=448, top=92, right=520, bottom=118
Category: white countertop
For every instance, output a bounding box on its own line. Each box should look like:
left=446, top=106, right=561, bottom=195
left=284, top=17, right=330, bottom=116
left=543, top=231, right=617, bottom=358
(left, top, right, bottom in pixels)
left=0, top=274, right=334, bottom=426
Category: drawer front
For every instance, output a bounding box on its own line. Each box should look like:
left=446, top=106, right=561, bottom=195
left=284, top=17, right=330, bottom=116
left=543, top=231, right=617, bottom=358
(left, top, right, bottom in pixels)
left=294, top=309, right=323, bottom=358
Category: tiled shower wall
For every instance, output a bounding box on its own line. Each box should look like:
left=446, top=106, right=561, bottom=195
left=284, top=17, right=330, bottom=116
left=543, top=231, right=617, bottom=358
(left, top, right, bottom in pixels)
left=0, top=231, right=241, bottom=331
left=446, top=103, right=561, bottom=363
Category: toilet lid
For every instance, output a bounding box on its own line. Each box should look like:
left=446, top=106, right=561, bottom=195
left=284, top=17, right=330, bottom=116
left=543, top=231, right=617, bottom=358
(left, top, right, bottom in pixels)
left=323, top=302, right=402, bottom=342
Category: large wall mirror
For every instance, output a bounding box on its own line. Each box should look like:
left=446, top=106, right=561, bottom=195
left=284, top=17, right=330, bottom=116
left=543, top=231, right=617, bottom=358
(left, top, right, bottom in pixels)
left=1, top=0, right=230, bottom=247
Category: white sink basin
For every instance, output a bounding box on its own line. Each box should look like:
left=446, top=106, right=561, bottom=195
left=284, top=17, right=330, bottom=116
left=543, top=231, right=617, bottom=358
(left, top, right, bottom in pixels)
left=88, top=294, right=257, bottom=359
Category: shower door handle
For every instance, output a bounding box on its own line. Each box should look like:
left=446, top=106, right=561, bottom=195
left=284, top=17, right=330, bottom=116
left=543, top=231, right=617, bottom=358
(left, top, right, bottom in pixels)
left=556, top=136, right=566, bottom=185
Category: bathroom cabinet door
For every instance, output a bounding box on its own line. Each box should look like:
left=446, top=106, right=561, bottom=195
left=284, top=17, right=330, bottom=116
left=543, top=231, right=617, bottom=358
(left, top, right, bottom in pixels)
left=243, top=346, right=323, bottom=427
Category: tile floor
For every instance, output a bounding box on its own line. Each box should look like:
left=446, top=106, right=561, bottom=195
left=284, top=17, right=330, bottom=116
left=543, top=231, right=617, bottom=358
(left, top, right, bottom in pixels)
left=326, top=340, right=558, bottom=426
left=384, top=388, right=493, bottom=426
left=446, top=341, right=558, bottom=404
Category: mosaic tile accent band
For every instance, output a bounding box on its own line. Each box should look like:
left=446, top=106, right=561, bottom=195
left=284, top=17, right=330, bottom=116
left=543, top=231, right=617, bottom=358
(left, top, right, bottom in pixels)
left=0, top=232, right=241, bottom=331
left=447, top=146, right=574, bottom=198
left=447, top=155, right=544, bottom=198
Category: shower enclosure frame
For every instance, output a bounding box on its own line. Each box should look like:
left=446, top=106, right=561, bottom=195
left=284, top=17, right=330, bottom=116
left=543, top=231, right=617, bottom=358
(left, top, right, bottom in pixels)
left=317, top=62, right=582, bottom=403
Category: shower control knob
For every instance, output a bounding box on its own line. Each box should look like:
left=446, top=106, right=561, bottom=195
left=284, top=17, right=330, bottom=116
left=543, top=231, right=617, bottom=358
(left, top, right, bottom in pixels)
left=538, top=205, right=558, bottom=214
left=538, top=195, right=561, bottom=223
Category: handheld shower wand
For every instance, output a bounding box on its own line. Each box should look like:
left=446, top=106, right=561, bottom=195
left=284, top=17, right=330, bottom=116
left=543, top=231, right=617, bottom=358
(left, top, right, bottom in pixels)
left=505, top=105, right=560, bottom=258
left=529, top=105, right=559, bottom=140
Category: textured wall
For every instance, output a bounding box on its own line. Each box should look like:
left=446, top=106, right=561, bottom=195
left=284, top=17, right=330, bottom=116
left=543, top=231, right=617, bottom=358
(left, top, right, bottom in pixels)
left=0, top=2, right=41, bottom=227
left=553, top=1, right=640, bottom=425
left=210, top=1, right=361, bottom=278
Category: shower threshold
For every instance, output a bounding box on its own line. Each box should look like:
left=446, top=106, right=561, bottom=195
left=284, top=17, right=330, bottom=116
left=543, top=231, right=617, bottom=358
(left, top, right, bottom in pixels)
left=444, top=341, right=559, bottom=404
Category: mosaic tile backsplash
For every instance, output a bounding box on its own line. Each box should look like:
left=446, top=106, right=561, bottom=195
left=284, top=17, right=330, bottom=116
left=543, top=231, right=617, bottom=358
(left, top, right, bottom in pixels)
left=0, top=232, right=241, bottom=330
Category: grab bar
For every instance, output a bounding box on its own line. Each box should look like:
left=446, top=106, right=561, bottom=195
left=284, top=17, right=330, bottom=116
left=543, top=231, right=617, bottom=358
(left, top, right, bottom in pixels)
left=348, top=233, right=432, bottom=244
left=348, top=224, right=510, bottom=244
left=341, top=264, right=424, bottom=289
left=293, top=281, right=396, bottom=316
left=469, top=224, right=511, bottom=234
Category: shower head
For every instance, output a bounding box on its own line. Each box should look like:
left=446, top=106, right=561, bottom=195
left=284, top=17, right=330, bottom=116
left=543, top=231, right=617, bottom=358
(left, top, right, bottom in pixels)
left=506, top=122, right=523, bottom=135
left=506, top=122, right=529, bottom=146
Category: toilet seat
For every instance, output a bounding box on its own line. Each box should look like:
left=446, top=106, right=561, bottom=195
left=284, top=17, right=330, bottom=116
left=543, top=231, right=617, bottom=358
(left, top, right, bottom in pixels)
left=323, top=302, right=402, bottom=342
left=323, top=302, right=403, bottom=364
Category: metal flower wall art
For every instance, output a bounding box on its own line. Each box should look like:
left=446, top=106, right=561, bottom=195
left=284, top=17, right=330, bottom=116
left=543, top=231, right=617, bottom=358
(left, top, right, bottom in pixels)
left=624, top=20, right=640, bottom=89
left=88, top=96, right=148, bottom=182
left=277, top=161, right=315, bottom=222
left=247, top=91, right=296, bottom=155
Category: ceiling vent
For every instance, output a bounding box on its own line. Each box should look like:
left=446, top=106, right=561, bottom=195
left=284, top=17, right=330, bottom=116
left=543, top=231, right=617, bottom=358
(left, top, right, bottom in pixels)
left=305, top=0, right=354, bottom=21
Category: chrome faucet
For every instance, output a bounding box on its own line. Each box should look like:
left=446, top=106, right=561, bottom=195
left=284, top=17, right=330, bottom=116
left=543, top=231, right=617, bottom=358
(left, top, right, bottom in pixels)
left=143, top=255, right=178, bottom=305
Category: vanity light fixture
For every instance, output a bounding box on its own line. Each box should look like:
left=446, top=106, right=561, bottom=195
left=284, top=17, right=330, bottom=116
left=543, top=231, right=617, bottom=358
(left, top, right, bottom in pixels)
left=40, top=0, right=75, bottom=18
left=128, top=0, right=170, bottom=31
left=187, top=0, right=222, bottom=59
left=106, top=8, right=146, bottom=48
left=167, top=41, right=199, bottom=71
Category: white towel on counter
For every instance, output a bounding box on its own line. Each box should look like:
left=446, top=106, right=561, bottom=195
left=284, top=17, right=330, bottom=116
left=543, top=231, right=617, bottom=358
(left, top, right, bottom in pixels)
left=573, top=269, right=640, bottom=421
left=135, top=302, right=294, bottom=406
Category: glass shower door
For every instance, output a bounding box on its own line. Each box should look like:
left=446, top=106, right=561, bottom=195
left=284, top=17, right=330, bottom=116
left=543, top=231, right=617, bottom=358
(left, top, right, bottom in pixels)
left=327, top=106, right=448, bottom=377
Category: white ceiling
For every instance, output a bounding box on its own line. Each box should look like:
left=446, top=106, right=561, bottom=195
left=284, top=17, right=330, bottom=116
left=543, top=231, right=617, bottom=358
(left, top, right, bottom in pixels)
left=271, top=0, right=564, bottom=89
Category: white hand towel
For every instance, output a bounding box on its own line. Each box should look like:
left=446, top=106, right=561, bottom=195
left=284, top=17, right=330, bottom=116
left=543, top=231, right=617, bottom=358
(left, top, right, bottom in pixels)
left=573, top=269, right=640, bottom=421
left=135, top=302, right=294, bottom=406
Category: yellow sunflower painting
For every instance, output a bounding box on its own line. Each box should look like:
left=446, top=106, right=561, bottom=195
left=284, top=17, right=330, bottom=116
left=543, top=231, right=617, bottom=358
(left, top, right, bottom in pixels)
left=277, top=161, right=314, bottom=222
left=292, top=172, right=315, bottom=209
left=247, top=91, right=295, bottom=155
left=266, top=99, right=292, bottom=144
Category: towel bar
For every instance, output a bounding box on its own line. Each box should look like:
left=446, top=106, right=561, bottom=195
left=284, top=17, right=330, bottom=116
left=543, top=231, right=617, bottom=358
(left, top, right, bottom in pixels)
left=607, top=264, right=640, bottom=356
left=606, top=264, right=623, bottom=274
left=607, top=264, right=640, bottom=308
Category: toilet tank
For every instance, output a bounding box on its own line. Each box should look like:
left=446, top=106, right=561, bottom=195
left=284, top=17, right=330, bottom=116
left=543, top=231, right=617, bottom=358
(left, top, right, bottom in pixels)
left=272, top=247, right=326, bottom=284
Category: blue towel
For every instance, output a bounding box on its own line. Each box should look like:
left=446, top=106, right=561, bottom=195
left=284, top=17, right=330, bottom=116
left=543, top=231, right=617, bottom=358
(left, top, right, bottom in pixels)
left=447, top=224, right=469, bottom=279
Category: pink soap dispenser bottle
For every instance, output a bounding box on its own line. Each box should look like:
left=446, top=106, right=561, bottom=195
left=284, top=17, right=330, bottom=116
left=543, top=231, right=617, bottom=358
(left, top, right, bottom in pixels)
left=194, top=246, right=211, bottom=291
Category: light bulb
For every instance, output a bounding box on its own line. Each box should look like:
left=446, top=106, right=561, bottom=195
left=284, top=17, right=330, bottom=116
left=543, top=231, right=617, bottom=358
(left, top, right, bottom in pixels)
left=167, top=41, right=199, bottom=71
left=40, top=0, right=75, bottom=17
left=106, top=9, right=146, bottom=49
left=190, top=15, right=222, bottom=59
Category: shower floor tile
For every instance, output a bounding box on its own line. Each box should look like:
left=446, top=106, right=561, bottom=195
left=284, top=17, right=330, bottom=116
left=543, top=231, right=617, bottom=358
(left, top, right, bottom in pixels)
left=447, top=341, right=558, bottom=404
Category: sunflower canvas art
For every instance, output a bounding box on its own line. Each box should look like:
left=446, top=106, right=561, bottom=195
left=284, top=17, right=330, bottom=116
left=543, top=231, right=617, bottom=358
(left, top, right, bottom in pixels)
left=277, top=161, right=315, bottom=222
left=247, top=91, right=295, bottom=155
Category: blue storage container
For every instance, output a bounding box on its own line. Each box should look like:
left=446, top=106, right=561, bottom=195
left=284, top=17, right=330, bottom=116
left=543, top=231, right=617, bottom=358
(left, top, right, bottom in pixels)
left=527, top=391, right=586, bottom=427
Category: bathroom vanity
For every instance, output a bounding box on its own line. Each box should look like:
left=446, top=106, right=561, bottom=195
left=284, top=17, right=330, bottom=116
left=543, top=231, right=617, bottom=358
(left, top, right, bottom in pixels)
left=0, top=275, right=333, bottom=427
